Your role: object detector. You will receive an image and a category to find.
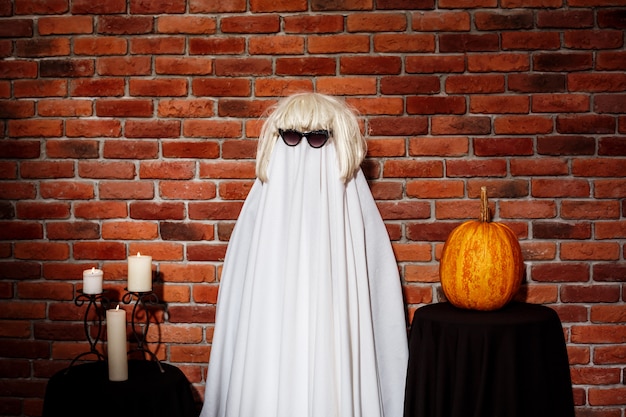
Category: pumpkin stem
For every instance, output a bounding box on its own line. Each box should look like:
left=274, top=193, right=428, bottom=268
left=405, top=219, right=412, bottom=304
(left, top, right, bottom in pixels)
left=480, top=186, right=491, bottom=223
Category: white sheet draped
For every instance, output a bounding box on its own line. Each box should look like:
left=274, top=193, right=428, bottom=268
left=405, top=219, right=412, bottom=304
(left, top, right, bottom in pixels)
left=200, top=140, right=408, bottom=417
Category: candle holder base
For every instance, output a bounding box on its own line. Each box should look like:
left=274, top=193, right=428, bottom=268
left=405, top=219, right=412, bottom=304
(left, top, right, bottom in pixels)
left=68, top=291, right=111, bottom=371
left=122, top=289, right=165, bottom=373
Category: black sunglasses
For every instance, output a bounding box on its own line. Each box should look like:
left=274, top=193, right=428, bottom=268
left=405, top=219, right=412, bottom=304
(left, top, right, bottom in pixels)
left=278, top=129, right=331, bottom=149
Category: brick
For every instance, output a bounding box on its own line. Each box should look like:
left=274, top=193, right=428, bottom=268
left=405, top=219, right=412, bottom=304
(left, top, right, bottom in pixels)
left=445, top=75, right=505, bottom=93
left=38, top=16, right=93, bottom=35
left=19, top=282, right=74, bottom=301
left=380, top=75, right=439, bottom=95
left=594, top=179, right=626, bottom=199
left=70, top=78, right=125, bottom=97
left=474, top=137, right=533, bottom=156
left=564, top=30, right=623, bottom=50
left=467, top=53, right=529, bottom=72
left=158, top=99, right=215, bottom=118
left=467, top=180, right=529, bottom=199
left=369, top=117, right=428, bottom=136
left=66, top=119, right=122, bottom=138
left=102, top=140, right=159, bottom=160
left=71, top=0, right=125, bottom=13
left=38, top=99, right=92, bottom=117
left=406, top=55, right=465, bottom=73
left=599, top=137, right=626, bottom=156
left=96, top=56, right=152, bottom=76
left=139, top=161, right=195, bottom=180
left=406, top=179, right=465, bottom=199
left=431, top=116, right=491, bottom=135
left=445, top=158, right=507, bottom=177
left=598, top=8, right=626, bottom=28
left=157, top=16, right=216, bottom=35
left=366, top=139, right=406, bottom=158
left=255, top=78, right=315, bottom=97
left=0, top=60, right=38, bottom=79
left=78, top=161, right=135, bottom=179
left=125, top=119, right=181, bottom=138
left=159, top=221, right=214, bottom=241
left=406, top=221, right=457, bottom=242
left=161, top=263, right=215, bottom=283
left=74, top=201, right=127, bottom=219
left=130, top=36, right=186, bottom=55
left=221, top=140, right=257, bottom=159
left=374, top=34, right=435, bottom=53
left=500, top=200, right=557, bottom=219
left=532, top=94, right=589, bottom=113
left=596, top=221, right=626, bottom=239
left=20, top=161, right=73, bottom=179
left=595, top=95, right=626, bottom=114
left=99, top=181, right=154, bottom=200
left=189, top=37, right=245, bottom=55
left=14, top=79, right=67, bottom=98
left=193, top=284, right=219, bottom=304
left=0, top=19, right=33, bottom=38
left=221, top=15, right=279, bottom=33
left=188, top=202, right=243, bottom=221
left=310, top=0, right=376, bottom=10
left=0, top=221, right=43, bottom=240
left=592, top=305, right=626, bottom=323
left=73, top=37, right=127, bottom=55
left=14, top=242, right=69, bottom=261
left=407, top=96, right=465, bottom=115
left=308, top=34, right=369, bottom=54
left=340, top=56, right=402, bottom=75
left=568, top=73, right=626, bottom=92
left=412, top=11, right=470, bottom=31
left=15, top=0, right=68, bottom=14
left=102, top=221, right=158, bottom=240
left=0, top=100, right=35, bottom=119
left=95, top=99, right=153, bottom=117
left=531, top=178, right=590, bottom=197
left=0, top=162, right=17, bottom=180
left=199, top=161, right=256, bottom=179
left=533, top=52, right=592, bottom=72
left=502, top=32, right=561, bottom=50
left=571, top=367, right=622, bottom=385
left=46, top=221, right=99, bottom=240
left=155, top=57, right=212, bottom=76
left=219, top=181, right=254, bottom=201
left=129, top=0, right=185, bottom=13
left=283, top=14, right=343, bottom=33
left=7, top=119, right=63, bottom=138
left=537, top=135, right=595, bottom=155
left=501, top=0, right=562, bottom=6
left=0, top=182, right=37, bottom=199
left=346, top=12, right=406, bottom=31
left=214, top=58, right=272, bottom=76
left=39, top=181, right=94, bottom=200
left=508, top=73, right=566, bottom=93
left=470, top=95, right=529, bottom=114
left=383, top=160, right=443, bottom=178
left=531, top=262, right=590, bottom=282
left=192, top=78, right=250, bottom=97
left=562, top=200, right=620, bottom=220
left=186, top=243, right=228, bottom=261
left=275, top=57, right=336, bottom=76
left=594, top=263, right=626, bottom=282
left=494, top=116, right=553, bottom=134
left=15, top=38, right=70, bottom=57
left=510, top=157, right=569, bottom=176
left=162, top=141, right=220, bottom=159
left=474, top=10, right=532, bottom=30
left=345, top=97, right=404, bottom=115
left=160, top=181, right=217, bottom=201
left=15, top=201, right=70, bottom=220
left=556, top=115, right=616, bottom=134
left=98, top=16, right=153, bottom=34
left=377, top=201, right=431, bottom=220
left=73, top=241, right=126, bottom=260
left=537, top=10, right=593, bottom=28
left=218, top=99, right=274, bottom=118
left=249, top=35, right=305, bottom=55
left=562, top=284, right=621, bottom=302
left=130, top=202, right=185, bottom=220
left=439, top=33, right=499, bottom=52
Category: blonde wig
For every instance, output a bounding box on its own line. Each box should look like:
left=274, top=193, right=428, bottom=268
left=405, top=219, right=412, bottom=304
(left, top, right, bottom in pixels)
left=255, top=93, right=367, bottom=183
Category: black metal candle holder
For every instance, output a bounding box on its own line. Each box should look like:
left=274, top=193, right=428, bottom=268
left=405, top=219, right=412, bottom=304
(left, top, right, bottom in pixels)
left=69, top=290, right=111, bottom=369
left=121, top=289, right=164, bottom=372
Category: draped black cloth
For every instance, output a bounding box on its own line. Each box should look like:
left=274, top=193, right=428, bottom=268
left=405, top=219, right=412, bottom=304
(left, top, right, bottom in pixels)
left=404, top=302, right=575, bottom=417
left=43, top=360, right=197, bottom=417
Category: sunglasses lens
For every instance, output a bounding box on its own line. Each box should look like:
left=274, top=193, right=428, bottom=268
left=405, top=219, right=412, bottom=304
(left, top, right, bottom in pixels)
left=306, top=132, right=329, bottom=148
left=280, top=130, right=302, bottom=146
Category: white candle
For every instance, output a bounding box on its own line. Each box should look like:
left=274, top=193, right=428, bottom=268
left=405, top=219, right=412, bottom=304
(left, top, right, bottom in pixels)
left=127, top=252, right=152, bottom=292
left=82, top=267, right=103, bottom=294
left=106, top=305, right=128, bottom=381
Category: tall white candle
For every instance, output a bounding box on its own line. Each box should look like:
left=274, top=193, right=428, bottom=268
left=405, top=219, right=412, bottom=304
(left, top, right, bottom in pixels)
left=127, top=252, right=152, bottom=292
left=82, top=267, right=103, bottom=294
left=106, top=305, right=128, bottom=381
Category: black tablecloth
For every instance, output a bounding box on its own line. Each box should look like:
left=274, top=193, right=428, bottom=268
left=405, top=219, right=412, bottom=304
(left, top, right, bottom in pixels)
left=404, top=302, right=575, bottom=417
left=43, top=360, right=198, bottom=417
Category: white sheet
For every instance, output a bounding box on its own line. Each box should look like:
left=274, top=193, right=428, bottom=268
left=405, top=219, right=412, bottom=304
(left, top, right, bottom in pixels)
left=200, top=139, right=408, bottom=417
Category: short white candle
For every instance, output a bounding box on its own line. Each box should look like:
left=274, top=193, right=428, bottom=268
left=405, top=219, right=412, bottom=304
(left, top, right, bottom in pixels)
left=82, top=267, right=103, bottom=294
left=127, top=252, right=152, bottom=292
left=106, top=305, right=128, bottom=381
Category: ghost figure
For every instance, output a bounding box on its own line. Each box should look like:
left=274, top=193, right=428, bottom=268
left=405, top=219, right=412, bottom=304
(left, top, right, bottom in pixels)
left=200, top=93, right=408, bottom=417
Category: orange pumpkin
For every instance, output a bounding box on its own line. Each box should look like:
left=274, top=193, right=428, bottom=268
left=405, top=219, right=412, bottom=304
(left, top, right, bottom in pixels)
left=440, top=186, right=524, bottom=311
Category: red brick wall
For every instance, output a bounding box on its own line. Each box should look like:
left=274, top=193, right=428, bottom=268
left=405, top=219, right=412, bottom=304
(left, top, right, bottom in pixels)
left=1, top=0, right=625, bottom=415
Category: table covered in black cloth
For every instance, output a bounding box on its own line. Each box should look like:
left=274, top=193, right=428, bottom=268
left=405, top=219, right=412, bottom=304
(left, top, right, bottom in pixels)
left=404, top=302, right=575, bottom=417
left=43, top=360, right=198, bottom=417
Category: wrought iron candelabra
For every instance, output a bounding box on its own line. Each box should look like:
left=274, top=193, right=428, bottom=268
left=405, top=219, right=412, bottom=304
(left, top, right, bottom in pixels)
left=69, top=291, right=111, bottom=369
left=122, top=289, right=164, bottom=372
